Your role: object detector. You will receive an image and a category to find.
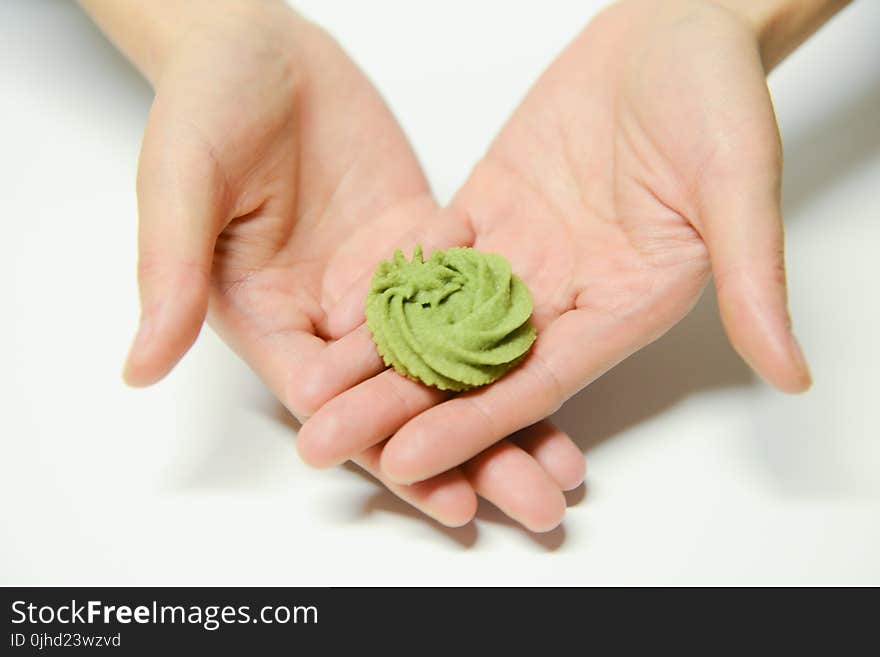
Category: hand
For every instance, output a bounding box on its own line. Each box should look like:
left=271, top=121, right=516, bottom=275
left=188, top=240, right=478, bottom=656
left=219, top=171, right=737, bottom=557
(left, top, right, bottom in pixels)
left=294, top=0, right=816, bottom=503
left=110, top=1, right=584, bottom=530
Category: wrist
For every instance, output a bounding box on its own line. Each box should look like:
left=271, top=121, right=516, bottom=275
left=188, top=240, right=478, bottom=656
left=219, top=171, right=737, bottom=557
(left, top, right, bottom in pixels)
left=79, top=0, right=296, bottom=86
left=710, top=0, right=852, bottom=70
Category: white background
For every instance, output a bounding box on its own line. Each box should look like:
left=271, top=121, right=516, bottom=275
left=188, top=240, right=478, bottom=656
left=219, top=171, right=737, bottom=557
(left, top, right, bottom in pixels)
left=1, top=0, right=878, bottom=585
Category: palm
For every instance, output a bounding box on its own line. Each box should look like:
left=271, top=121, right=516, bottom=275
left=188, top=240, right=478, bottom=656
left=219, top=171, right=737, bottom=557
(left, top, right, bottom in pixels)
left=461, top=0, right=786, bottom=340
left=168, top=27, right=434, bottom=396
left=452, top=2, right=743, bottom=380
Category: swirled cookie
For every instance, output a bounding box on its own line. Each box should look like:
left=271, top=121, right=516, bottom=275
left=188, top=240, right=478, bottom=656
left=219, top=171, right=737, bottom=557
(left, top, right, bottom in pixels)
left=365, top=245, right=536, bottom=391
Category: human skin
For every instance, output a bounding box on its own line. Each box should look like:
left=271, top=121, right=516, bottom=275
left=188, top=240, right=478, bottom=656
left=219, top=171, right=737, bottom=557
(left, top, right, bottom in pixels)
left=79, top=0, right=584, bottom=532
left=81, top=0, right=850, bottom=532
left=293, top=0, right=851, bottom=499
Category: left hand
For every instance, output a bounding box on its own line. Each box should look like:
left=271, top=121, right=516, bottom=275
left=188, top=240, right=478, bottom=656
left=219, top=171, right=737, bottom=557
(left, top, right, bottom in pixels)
left=108, top=1, right=584, bottom=532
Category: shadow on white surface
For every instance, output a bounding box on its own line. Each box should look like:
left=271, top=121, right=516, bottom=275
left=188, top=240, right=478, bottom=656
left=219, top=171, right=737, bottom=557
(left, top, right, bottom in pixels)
left=4, top=0, right=152, bottom=105
left=339, top=463, right=588, bottom=550
left=781, top=79, right=880, bottom=221
left=759, top=76, right=880, bottom=499
left=552, top=288, right=753, bottom=454
left=170, top=381, right=303, bottom=490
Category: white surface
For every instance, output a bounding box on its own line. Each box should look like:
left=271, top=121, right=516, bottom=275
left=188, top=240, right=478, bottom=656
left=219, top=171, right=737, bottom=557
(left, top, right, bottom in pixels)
left=1, top=0, right=878, bottom=586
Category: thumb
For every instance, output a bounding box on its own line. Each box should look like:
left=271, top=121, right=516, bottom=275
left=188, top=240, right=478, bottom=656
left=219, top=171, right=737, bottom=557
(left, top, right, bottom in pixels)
left=698, top=158, right=811, bottom=394
left=123, top=114, right=227, bottom=387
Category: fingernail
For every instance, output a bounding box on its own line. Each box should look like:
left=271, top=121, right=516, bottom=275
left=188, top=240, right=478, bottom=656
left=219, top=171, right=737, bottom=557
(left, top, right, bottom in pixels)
left=122, top=315, right=154, bottom=381
left=789, top=333, right=812, bottom=388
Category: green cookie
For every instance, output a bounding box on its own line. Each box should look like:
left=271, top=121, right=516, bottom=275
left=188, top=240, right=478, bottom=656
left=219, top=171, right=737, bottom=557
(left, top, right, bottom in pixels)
left=365, top=245, right=536, bottom=391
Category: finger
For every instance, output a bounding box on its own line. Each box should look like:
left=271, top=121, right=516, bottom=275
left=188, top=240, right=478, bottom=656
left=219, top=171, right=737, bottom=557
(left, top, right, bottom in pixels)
left=462, top=440, right=566, bottom=533
left=380, top=308, right=642, bottom=484
left=123, top=111, right=226, bottom=387
left=700, top=186, right=811, bottom=393
left=287, top=324, right=385, bottom=417
left=296, top=369, right=450, bottom=468
left=353, top=444, right=477, bottom=528
left=514, top=420, right=585, bottom=492
left=296, top=361, right=581, bottom=533
left=694, top=96, right=810, bottom=394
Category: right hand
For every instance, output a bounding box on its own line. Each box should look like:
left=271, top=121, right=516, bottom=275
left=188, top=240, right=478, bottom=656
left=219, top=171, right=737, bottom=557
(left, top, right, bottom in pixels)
left=122, top=1, right=584, bottom=531
left=292, top=0, right=821, bottom=512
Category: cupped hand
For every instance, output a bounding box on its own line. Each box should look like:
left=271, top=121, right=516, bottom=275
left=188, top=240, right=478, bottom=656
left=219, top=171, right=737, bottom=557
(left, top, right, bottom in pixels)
left=295, top=0, right=811, bottom=512
left=123, top=2, right=584, bottom=531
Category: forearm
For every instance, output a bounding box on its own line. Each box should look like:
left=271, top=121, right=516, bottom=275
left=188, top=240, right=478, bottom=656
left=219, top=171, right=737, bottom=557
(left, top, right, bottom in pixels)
left=77, top=0, right=280, bottom=85
left=716, top=0, right=853, bottom=70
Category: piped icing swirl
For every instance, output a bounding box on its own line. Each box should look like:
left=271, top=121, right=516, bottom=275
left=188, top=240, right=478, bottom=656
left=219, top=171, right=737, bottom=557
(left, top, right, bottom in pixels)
left=365, top=245, right=536, bottom=391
